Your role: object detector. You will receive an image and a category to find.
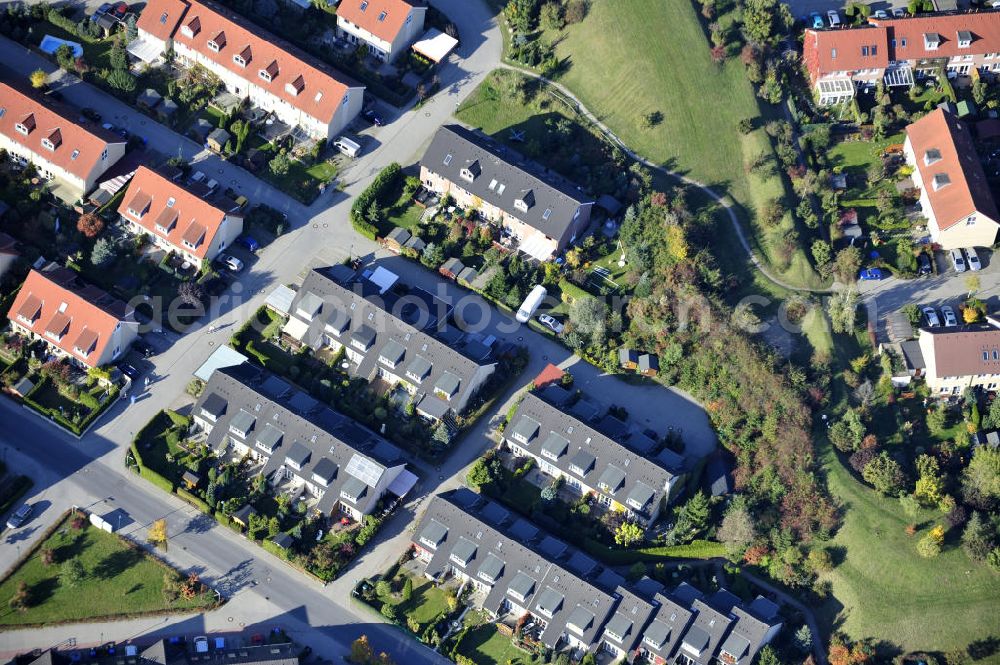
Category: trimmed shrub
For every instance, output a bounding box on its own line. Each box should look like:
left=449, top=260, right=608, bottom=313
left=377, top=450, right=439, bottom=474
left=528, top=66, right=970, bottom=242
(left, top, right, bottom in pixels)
left=176, top=488, right=211, bottom=513
left=350, top=163, right=402, bottom=237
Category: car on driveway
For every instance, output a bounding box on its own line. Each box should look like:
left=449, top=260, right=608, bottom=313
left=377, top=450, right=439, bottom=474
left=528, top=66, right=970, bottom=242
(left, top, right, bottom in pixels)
left=965, top=247, right=982, bottom=271
left=859, top=268, right=884, bottom=280
left=810, top=11, right=824, bottom=28
left=950, top=248, right=967, bottom=272
left=917, top=253, right=932, bottom=275
left=873, top=9, right=888, bottom=18
left=941, top=305, right=958, bottom=327
left=362, top=109, right=384, bottom=126
left=95, top=2, right=113, bottom=15
left=538, top=314, right=564, bottom=334
left=6, top=503, right=32, bottom=529
left=922, top=306, right=941, bottom=327
left=218, top=254, right=244, bottom=272
left=892, top=6, right=906, bottom=16
left=119, top=363, right=141, bottom=380
left=133, top=339, right=155, bottom=358
left=827, top=10, right=841, bottom=26
left=237, top=235, right=260, bottom=252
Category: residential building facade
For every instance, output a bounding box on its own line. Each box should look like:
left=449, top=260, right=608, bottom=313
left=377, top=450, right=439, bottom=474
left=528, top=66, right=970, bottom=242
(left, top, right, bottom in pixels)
left=0, top=80, right=126, bottom=198
left=280, top=266, right=496, bottom=422
left=336, top=0, right=427, bottom=63
left=419, top=125, right=594, bottom=261
left=916, top=320, right=1000, bottom=395
left=117, top=166, right=244, bottom=269
left=803, top=13, right=1000, bottom=105
left=137, top=0, right=364, bottom=139
left=7, top=265, right=138, bottom=369
left=903, top=108, right=999, bottom=249
left=412, top=489, right=782, bottom=658
left=192, top=365, right=415, bottom=521
left=502, top=391, right=685, bottom=525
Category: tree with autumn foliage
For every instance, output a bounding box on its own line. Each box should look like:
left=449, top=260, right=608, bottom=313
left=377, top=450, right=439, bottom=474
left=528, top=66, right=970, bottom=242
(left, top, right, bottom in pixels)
left=77, top=212, right=105, bottom=239
left=349, top=636, right=374, bottom=664
left=828, top=633, right=875, bottom=665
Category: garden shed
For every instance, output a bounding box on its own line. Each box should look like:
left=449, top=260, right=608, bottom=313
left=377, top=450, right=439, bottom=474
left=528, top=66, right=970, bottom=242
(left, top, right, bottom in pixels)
left=207, top=128, right=231, bottom=153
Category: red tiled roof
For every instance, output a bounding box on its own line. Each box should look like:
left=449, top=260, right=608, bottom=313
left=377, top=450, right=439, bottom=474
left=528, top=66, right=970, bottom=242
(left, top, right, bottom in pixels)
left=336, top=0, right=418, bottom=44
left=0, top=81, right=120, bottom=182
left=136, top=0, right=190, bottom=41
left=532, top=363, right=566, bottom=389
left=907, top=108, right=999, bottom=230
left=117, top=166, right=230, bottom=259
left=139, top=0, right=354, bottom=125
left=803, top=27, right=889, bottom=81
left=870, top=13, right=1000, bottom=61
left=7, top=268, right=131, bottom=367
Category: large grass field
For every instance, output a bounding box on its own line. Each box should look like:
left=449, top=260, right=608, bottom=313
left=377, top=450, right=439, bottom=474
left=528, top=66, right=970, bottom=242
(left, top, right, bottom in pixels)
left=0, top=513, right=215, bottom=627
left=817, top=441, right=1000, bottom=654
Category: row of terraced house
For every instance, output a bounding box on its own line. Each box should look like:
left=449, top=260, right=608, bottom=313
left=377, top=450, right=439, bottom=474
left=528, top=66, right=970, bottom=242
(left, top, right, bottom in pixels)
left=413, top=489, right=783, bottom=663
left=804, top=12, right=1000, bottom=105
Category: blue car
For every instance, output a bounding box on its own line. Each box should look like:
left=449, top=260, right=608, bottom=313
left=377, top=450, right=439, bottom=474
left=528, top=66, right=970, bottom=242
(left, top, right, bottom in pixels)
left=858, top=268, right=883, bottom=280
left=810, top=12, right=824, bottom=28
left=237, top=235, right=259, bottom=252
left=96, top=2, right=113, bottom=14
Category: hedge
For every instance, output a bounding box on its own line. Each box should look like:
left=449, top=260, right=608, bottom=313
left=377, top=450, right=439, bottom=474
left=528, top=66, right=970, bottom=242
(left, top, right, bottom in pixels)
left=350, top=162, right=402, bottom=238
left=137, top=463, right=175, bottom=493
left=176, top=487, right=211, bottom=514
left=583, top=538, right=727, bottom=564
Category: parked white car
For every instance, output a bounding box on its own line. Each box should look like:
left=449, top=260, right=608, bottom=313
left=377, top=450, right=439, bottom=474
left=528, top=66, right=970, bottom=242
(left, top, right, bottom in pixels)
left=950, top=248, right=967, bottom=273
left=965, top=247, right=982, bottom=271
left=538, top=314, right=564, bottom=335
left=922, top=306, right=941, bottom=327
left=941, top=305, right=958, bottom=327
left=218, top=254, right=244, bottom=272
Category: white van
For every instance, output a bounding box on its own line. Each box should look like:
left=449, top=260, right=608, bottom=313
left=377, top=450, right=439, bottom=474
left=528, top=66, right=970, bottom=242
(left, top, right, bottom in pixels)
left=334, top=136, right=362, bottom=158
left=516, top=285, right=548, bottom=323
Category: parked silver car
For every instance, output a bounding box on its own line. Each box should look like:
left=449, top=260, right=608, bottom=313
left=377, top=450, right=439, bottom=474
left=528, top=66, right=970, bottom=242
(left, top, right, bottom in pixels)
left=965, top=247, right=982, bottom=271
left=941, top=305, right=958, bottom=327
left=922, top=306, right=941, bottom=327
left=950, top=248, right=967, bottom=273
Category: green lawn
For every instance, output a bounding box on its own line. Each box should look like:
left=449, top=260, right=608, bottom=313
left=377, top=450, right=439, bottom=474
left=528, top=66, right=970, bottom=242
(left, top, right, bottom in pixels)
left=246, top=137, right=337, bottom=205
left=132, top=410, right=190, bottom=483
left=817, top=440, right=1000, bottom=653
left=382, top=575, right=450, bottom=632
left=456, top=623, right=531, bottom=665
left=0, top=513, right=215, bottom=627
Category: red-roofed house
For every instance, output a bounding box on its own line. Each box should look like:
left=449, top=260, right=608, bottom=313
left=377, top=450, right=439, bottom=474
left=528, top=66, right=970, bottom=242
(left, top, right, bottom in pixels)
left=0, top=81, right=126, bottom=198
left=904, top=108, right=1000, bottom=250
left=117, top=166, right=244, bottom=269
left=803, top=13, right=1000, bottom=105
left=7, top=265, right=138, bottom=369
left=137, top=0, right=364, bottom=139
left=336, top=0, right=427, bottom=63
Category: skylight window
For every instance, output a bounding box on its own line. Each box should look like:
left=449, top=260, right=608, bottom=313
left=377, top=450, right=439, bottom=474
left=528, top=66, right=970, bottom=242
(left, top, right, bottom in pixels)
left=542, top=208, right=552, bottom=220
left=160, top=11, right=168, bottom=24
left=70, top=149, right=79, bottom=160
left=360, top=0, right=368, bottom=9
left=443, top=153, right=452, bottom=166
left=378, top=10, right=387, bottom=21
left=166, top=197, right=176, bottom=208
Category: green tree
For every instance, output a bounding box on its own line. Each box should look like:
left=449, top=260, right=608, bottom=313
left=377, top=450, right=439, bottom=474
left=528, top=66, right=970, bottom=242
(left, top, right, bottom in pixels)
left=269, top=150, right=291, bottom=176
left=811, top=239, right=832, bottom=267
left=60, top=557, right=86, bottom=588
left=466, top=458, right=493, bottom=489
left=375, top=579, right=391, bottom=598
left=614, top=521, right=644, bottom=548
left=91, top=237, right=116, bottom=267
left=961, top=511, right=995, bottom=562
left=679, top=491, right=710, bottom=537
left=829, top=408, right=865, bottom=452
left=124, top=14, right=139, bottom=41
left=566, top=295, right=608, bottom=351
left=401, top=576, right=413, bottom=601
left=8, top=581, right=29, bottom=612
left=107, top=68, right=137, bottom=92
left=833, top=245, right=862, bottom=283
left=916, top=524, right=945, bottom=558
left=230, top=119, right=251, bottom=154
left=110, top=43, right=128, bottom=71
left=350, top=635, right=374, bottom=664
left=963, top=446, right=1000, bottom=501
left=862, top=452, right=906, bottom=495
left=757, top=645, right=781, bottom=665
left=742, top=0, right=790, bottom=45
left=267, top=516, right=280, bottom=537
left=828, top=288, right=860, bottom=334
left=717, top=496, right=755, bottom=558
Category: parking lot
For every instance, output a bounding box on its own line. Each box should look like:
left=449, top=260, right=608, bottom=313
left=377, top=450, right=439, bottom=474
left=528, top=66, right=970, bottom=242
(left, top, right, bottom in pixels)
left=861, top=247, right=1000, bottom=342
left=785, top=0, right=975, bottom=20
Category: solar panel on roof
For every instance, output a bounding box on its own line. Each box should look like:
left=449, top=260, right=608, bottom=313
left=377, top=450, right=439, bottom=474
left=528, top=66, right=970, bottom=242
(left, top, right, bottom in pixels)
left=345, top=453, right=384, bottom=487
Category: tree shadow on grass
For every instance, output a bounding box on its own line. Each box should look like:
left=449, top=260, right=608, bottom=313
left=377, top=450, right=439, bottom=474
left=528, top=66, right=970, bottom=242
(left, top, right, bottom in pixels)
left=124, top=583, right=144, bottom=596
left=91, top=548, right=144, bottom=580
left=52, top=532, right=87, bottom=563
left=28, top=576, right=59, bottom=608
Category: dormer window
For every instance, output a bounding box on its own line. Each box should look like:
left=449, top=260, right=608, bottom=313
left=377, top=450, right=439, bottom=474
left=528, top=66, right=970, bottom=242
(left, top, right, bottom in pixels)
left=378, top=10, right=387, bottom=21
left=360, top=0, right=368, bottom=10
left=460, top=160, right=480, bottom=182
left=181, top=16, right=200, bottom=38
left=15, top=113, right=34, bottom=135
left=831, top=48, right=837, bottom=59
left=42, top=128, right=61, bottom=151
left=957, top=30, right=972, bottom=48
left=924, top=32, right=940, bottom=50
left=233, top=45, right=251, bottom=67
left=924, top=148, right=942, bottom=166
left=514, top=189, right=535, bottom=213
left=932, top=173, right=951, bottom=191
left=207, top=31, right=225, bottom=52
left=285, top=75, right=305, bottom=97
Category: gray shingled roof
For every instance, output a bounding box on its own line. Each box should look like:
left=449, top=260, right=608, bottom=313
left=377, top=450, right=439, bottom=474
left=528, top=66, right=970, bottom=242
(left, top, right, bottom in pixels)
left=420, top=125, right=592, bottom=243
left=605, top=612, right=633, bottom=642
left=504, top=393, right=680, bottom=518
left=566, top=605, right=596, bottom=633
left=191, top=367, right=405, bottom=518
left=598, top=465, right=626, bottom=493
left=419, top=519, right=448, bottom=548
left=379, top=339, right=406, bottom=366
left=201, top=392, right=227, bottom=418
left=507, top=571, right=536, bottom=600
left=230, top=409, right=256, bottom=436
left=256, top=423, right=284, bottom=453
left=450, top=536, right=478, bottom=566
left=569, top=448, right=596, bottom=476
left=478, top=552, right=505, bottom=582
left=284, top=269, right=496, bottom=418
left=340, top=475, right=367, bottom=502
left=541, top=431, right=569, bottom=458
